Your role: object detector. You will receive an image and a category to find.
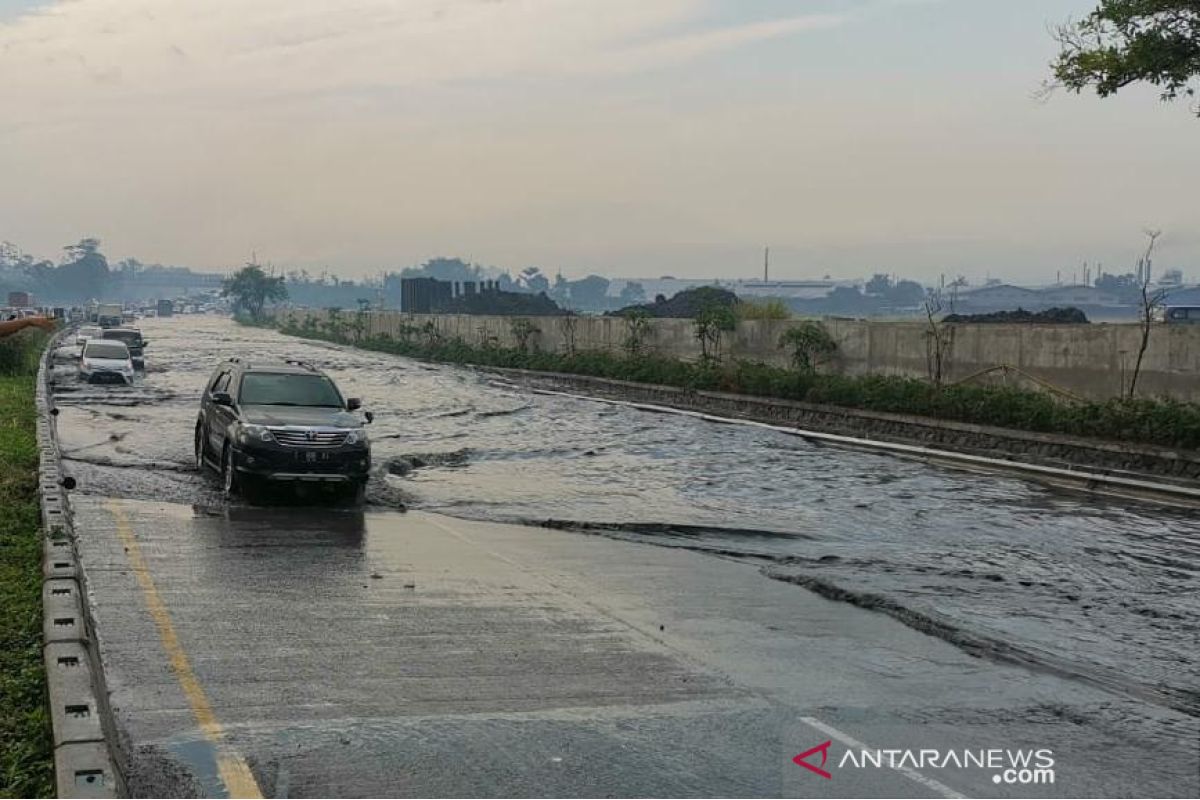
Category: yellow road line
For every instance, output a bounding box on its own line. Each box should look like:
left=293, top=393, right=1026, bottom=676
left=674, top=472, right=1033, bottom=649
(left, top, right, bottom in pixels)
left=106, top=500, right=263, bottom=799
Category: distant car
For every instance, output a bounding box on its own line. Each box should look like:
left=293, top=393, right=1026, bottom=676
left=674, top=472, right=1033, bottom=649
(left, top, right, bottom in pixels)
left=195, top=359, right=373, bottom=501
left=101, top=328, right=147, bottom=366
left=79, top=340, right=135, bottom=384
left=75, top=325, right=103, bottom=346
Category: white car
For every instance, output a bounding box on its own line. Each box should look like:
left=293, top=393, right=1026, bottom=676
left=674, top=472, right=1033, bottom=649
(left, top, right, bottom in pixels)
left=76, top=325, right=103, bottom=346
left=79, top=340, right=135, bottom=385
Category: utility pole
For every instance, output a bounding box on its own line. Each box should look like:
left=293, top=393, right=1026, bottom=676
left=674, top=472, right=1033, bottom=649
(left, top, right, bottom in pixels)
left=763, top=246, right=770, bottom=283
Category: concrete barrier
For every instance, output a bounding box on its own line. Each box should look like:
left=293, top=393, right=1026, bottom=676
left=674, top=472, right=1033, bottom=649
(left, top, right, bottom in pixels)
left=277, top=309, right=1200, bottom=402
left=35, top=333, right=121, bottom=798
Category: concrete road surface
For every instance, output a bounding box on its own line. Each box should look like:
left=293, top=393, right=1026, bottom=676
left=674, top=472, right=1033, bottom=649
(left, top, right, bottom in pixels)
left=70, top=496, right=1197, bottom=798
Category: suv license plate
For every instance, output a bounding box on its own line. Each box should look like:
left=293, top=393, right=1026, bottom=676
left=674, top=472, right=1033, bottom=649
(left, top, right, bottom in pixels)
left=301, top=451, right=328, bottom=463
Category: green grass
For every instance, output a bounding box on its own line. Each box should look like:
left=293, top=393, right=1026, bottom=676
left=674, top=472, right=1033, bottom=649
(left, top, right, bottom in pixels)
left=0, top=331, right=53, bottom=799
left=267, top=316, right=1200, bottom=451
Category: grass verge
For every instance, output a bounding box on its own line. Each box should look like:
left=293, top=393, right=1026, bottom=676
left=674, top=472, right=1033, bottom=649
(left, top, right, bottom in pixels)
left=0, top=329, right=53, bottom=799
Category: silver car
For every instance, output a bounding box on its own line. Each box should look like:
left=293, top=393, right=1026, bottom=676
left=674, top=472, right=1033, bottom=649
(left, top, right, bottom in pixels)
left=79, top=340, right=135, bottom=384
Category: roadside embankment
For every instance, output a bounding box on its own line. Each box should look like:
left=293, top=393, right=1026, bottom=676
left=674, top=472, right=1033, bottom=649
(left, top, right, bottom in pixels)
left=260, top=314, right=1200, bottom=486
left=276, top=307, right=1200, bottom=402
left=0, top=329, right=53, bottom=798
left=500, top=369, right=1200, bottom=484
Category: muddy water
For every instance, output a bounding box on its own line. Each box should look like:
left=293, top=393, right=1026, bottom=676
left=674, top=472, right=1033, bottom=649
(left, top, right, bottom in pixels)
left=50, top=315, right=1200, bottom=733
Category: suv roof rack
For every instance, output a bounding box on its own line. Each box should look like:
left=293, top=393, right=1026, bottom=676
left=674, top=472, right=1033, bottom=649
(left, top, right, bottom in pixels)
left=284, top=359, right=317, bottom=372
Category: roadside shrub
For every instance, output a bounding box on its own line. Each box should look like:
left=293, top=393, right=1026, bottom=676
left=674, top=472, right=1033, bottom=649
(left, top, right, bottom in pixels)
left=621, top=309, right=652, bottom=357
left=694, top=303, right=737, bottom=362
left=737, top=299, right=792, bottom=320
left=0, top=329, right=48, bottom=376
left=779, top=321, right=837, bottom=373
left=508, top=318, right=540, bottom=353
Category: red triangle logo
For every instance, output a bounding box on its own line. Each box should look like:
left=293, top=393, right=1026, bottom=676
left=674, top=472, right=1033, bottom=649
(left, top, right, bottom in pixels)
left=793, top=740, right=833, bottom=780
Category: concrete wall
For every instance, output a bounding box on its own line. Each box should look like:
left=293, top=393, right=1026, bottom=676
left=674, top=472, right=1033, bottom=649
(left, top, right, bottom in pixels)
left=278, top=309, right=1200, bottom=402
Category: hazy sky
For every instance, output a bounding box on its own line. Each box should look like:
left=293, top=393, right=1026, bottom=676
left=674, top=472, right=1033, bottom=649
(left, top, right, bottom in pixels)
left=2, top=0, right=1197, bottom=283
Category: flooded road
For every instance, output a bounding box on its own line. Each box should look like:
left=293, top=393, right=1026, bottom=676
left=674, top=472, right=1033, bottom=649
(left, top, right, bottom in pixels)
left=51, top=315, right=1199, bottom=751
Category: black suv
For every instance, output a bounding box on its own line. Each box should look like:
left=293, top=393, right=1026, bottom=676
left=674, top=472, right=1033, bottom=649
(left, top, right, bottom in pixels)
left=195, top=359, right=373, bottom=500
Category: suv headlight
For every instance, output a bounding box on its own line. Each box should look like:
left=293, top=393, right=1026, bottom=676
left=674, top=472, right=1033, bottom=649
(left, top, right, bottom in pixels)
left=344, top=429, right=367, bottom=446
left=239, top=424, right=275, bottom=443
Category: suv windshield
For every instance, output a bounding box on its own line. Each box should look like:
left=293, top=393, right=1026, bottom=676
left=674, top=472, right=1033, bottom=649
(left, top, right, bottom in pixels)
left=238, top=372, right=343, bottom=407
left=84, top=342, right=129, bottom=360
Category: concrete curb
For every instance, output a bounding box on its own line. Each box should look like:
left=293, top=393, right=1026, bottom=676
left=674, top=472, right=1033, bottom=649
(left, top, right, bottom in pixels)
left=34, top=332, right=122, bottom=798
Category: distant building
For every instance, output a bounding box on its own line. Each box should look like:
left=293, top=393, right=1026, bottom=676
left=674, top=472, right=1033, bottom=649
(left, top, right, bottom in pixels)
left=609, top=277, right=848, bottom=303
left=1162, top=285, right=1200, bottom=306
left=398, top=277, right=554, bottom=315
left=952, top=284, right=1035, bottom=310
left=399, top=277, right=455, bottom=313
left=1036, top=285, right=1120, bottom=307
left=7, top=290, right=32, bottom=307
left=1160, top=269, right=1184, bottom=287
left=952, top=282, right=1189, bottom=321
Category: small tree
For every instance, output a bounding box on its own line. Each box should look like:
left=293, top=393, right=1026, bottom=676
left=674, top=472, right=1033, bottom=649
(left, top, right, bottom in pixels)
left=622, top=308, right=651, bottom=357
left=779, top=321, right=837, bottom=373
left=694, top=303, right=737, bottom=362
left=1128, top=229, right=1166, bottom=398
left=322, top=307, right=344, bottom=339
left=923, top=291, right=954, bottom=387
left=350, top=308, right=368, bottom=342
left=222, top=263, right=287, bottom=320
left=509, top=317, right=540, bottom=353
left=558, top=313, right=579, bottom=356
left=420, top=320, right=443, bottom=348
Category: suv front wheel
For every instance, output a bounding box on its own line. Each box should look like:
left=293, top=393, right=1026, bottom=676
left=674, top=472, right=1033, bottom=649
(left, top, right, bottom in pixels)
left=194, top=424, right=207, bottom=473
left=222, top=445, right=239, bottom=497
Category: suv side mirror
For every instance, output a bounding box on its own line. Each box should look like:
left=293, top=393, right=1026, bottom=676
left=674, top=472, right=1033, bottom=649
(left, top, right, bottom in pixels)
left=346, top=397, right=362, bottom=411
left=364, top=411, right=375, bottom=424
left=212, top=391, right=234, bottom=407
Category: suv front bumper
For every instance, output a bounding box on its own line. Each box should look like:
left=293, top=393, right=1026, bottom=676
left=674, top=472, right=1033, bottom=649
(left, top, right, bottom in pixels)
left=231, top=442, right=371, bottom=483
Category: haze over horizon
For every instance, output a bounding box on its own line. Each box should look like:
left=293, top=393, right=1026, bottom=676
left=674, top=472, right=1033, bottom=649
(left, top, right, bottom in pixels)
left=2, top=0, right=1197, bottom=284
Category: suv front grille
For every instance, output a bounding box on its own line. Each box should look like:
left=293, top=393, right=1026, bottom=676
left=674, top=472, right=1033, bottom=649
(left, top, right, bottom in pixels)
left=269, top=428, right=349, bottom=448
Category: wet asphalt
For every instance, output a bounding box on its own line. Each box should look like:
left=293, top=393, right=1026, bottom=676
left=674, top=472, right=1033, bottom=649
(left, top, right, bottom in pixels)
left=48, top=316, right=1200, bottom=797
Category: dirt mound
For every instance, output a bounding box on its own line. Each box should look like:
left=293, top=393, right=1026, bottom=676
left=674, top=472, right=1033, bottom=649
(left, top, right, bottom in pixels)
left=944, top=306, right=1089, bottom=324
left=609, top=286, right=739, bottom=319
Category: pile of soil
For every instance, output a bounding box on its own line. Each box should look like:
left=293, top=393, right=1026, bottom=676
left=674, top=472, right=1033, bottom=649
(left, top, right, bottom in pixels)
left=609, top=286, right=739, bottom=319
left=943, top=307, right=1089, bottom=324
